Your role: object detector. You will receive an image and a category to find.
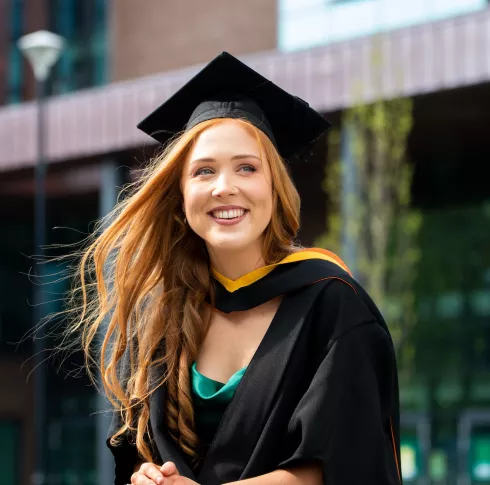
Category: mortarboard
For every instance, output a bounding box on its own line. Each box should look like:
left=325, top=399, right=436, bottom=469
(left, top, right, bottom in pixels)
left=137, top=51, right=331, bottom=160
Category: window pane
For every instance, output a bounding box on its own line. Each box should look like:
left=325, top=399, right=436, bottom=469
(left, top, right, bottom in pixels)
left=0, top=420, right=20, bottom=485
left=7, top=0, right=24, bottom=104
left=48, top=0, right=107, bottom=95
left=278, top=0, right=488, bottom=51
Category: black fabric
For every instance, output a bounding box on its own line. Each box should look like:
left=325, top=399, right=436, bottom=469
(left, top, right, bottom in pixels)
left=186, top=98, right=277, bottom=148
left=137, top=52, right=331, bottom=160
left=107, top=259, right=402, bottom=485
left=105, top=345, right=141, bottom=484
left=192, top=392, right=230, bottom=457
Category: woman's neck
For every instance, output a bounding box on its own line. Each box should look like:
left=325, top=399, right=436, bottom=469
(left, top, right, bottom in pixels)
left=208, top=244, right=266, bottom=281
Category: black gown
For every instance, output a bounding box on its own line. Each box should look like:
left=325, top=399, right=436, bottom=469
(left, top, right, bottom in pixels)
left=107, top=249, right=403, bottom=485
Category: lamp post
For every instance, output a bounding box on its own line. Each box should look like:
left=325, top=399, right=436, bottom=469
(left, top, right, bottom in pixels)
left=18, top=30, right=64, bottom=485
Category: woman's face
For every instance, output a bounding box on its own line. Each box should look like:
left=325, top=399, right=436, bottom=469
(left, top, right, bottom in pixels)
left=181, top=120, right=273, bottom=253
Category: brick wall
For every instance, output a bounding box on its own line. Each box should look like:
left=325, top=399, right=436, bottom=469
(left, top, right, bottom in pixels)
left=110, top=0, right=277, bottom=81
left=23, top=0, right=47, bottom=33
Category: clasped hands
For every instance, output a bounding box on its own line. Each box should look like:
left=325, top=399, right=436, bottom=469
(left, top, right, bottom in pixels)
left=131, top=461, right=199, bottom=485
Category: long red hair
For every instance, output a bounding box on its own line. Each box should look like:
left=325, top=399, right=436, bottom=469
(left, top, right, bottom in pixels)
left=68, top=118, right=302, bottom=465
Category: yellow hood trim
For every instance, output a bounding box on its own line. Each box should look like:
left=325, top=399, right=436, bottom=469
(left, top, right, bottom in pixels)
left=211, top=248, right=351, bottom=293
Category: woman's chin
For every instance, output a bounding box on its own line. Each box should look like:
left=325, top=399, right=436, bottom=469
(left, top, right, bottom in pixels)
left=205, top=235, right=254, bottom=252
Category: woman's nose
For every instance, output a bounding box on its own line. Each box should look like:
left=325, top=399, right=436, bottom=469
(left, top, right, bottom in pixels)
left=212, top=173, right=236, bottom=197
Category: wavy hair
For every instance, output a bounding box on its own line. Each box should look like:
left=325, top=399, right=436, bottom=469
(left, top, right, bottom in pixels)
left=67, top=117, right=302, bottom=466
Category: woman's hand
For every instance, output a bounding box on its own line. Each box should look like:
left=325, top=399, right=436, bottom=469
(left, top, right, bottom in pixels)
left=130, top=461, right=199, bottom=485
left=131, top=462, right=166, bottom=485
left=160, top=462, right=200, bottom=485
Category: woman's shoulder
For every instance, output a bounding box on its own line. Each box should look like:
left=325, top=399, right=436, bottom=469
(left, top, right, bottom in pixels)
left=312, top=275, right=374, bottom=321
left=305, top=270, right=392, bottom=349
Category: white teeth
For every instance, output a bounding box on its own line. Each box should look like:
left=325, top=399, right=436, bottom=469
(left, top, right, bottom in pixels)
left=212, top=209, right=246, bottom=219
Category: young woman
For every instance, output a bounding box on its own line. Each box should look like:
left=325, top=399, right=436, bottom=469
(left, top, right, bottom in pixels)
left=73, top=52, right=402, bottom=485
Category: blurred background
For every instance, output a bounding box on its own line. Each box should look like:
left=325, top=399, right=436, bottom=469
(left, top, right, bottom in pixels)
left=0, top=0, right=489, bottom=484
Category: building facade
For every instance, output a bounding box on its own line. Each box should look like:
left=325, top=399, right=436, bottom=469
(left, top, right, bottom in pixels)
left=0, top=1, right=489, bottom=484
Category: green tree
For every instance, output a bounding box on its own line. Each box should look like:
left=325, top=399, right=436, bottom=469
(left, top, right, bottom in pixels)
left=315, top=49, right=421, bottom=368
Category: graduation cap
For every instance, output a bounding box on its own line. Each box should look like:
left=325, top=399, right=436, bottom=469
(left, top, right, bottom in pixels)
left=137, top=52, right=331, bottom=161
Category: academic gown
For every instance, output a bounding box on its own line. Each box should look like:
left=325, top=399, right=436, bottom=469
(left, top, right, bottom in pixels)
left=106, top=248, right=403, bottom=485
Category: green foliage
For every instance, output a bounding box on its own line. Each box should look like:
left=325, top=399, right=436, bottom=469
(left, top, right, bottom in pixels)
left=412, top=204, right=490, bottom=379
left=315, top=128, right=342, bottom=255
left=315, top=52, right=422, bottom=369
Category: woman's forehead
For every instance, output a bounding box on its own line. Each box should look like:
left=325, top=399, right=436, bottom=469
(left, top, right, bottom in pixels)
left=189, top=121, right=262, bottom=158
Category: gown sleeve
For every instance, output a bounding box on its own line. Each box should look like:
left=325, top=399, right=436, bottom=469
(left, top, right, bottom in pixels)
left=276, top=280, right=402, bottom=485
left=106, top=407, right=141, bottom=485
left=105, top=347, right=142, bottom=485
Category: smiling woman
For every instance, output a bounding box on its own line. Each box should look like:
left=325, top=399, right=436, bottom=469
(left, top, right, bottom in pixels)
left=182, top=119, right=283, bottom=274
left=65, top=52, right=402, bottom=485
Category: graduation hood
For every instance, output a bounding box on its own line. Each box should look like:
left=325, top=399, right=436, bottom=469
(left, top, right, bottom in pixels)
left=211, top=248, right=354, bottom=313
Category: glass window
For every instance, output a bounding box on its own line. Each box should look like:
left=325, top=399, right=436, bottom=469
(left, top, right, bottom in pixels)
left=42, top=193, right=99, bottom=484
left=0, top=205, right=34, bottom=356
left=46, top=416, right=97, bottom=484
left=278, top=0, right=488, bottom=52
left=0, top=420, right=21, bottom=485
left=47, top=0, right=107, bottom=96
left=470, top=431, right=490, bottom=482
left=7, top=0, right=24, bottom=104
left=5, top=0, right=107, bottom=103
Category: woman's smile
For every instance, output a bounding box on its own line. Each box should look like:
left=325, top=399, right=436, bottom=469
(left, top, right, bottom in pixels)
left=208, top=205, right=250, bottom=226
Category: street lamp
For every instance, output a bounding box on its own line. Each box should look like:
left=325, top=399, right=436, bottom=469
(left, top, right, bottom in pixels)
left=18, top=29, right=64, bottom=485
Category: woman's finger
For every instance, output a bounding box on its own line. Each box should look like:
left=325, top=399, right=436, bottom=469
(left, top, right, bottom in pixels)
left=130, top=471, right=158, bottom=485
left=160, top=461, right=179, bottom=477
left=134, top=462, right=165, bottom=484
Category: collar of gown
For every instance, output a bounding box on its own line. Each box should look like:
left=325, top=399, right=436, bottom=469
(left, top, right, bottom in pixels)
left=210, top=248, right=353, bottom=313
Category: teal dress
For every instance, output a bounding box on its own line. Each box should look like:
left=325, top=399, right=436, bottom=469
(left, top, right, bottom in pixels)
left=191, top=362, right=246, bottom=453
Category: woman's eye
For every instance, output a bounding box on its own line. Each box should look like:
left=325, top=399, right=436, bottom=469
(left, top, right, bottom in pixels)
left=195, top=167, right=214, bottom=176
left=239, top=165, right=256, bottom=173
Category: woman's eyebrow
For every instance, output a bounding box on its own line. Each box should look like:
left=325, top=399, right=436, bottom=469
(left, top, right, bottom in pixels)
left=190, top=157, right=216, bottom=165
left=190, top=154, right=261, bottom=165
left=231, top=154, right=261, bottom=161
